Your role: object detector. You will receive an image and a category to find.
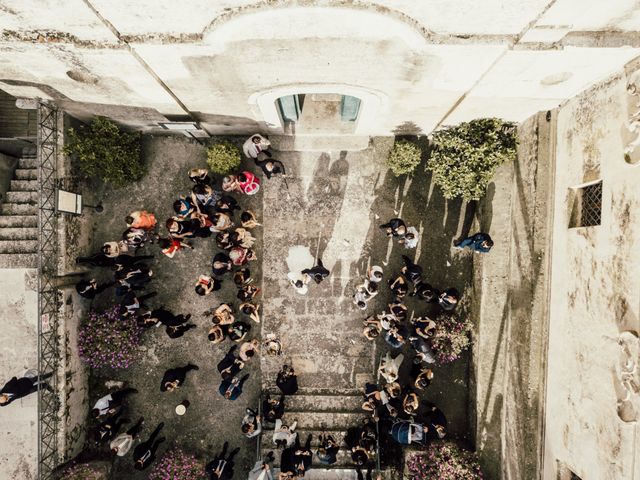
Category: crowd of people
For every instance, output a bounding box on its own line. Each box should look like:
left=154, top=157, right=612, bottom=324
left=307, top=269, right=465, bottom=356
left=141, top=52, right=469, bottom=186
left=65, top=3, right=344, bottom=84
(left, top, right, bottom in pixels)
left=0, top=131, right=495, bottom=478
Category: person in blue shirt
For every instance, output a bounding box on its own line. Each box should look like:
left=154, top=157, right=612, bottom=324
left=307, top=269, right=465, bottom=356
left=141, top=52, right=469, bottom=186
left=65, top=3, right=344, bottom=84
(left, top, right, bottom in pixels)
left=219, top=374, right=250, bottom=401
left=454, top=232, right=494, bottom=253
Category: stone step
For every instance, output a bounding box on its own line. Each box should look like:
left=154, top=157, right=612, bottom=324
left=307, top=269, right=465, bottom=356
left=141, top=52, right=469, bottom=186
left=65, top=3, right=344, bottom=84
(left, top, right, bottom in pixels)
left=264, top=386, right=365, bottom=397
left=0, top=240, right=38, bottom=254
left=261, top=429, right=346, bottom=448
left=0, top=253, right=37, bottom=268
left=1, top=203, right=38, bottom=215
left=18, top=157, right=38, bottom=169
left=262, top=368, right=374, bottom=393
left=270, top=469, right=395, bottom=480
left=271, top=135, right=370, bottom=152
left=0, top=228, right=38, bottom=241
left=14, top=168, right=37, bottom=180
left=10, top=180, right=37, bottom=192
left=264, top=447, right=358, bottom=469
left=5, top=191, right=38, bottom=204
left=279, top=394, right=364, bottom=413
left=0, top=215, right=37, bottom=228
left=277, top=412, right=365, bottom=431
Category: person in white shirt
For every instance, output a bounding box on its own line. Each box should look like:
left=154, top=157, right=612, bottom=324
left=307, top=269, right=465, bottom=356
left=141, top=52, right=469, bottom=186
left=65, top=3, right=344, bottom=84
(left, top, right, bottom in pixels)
left=399, top=226, right=419, bottom=249
left=272, top=419, right=297, bottom=448
left=243, top=134, right=271, bottom=159
left=241, top=408, right=262, bottom=438
left=110, top=417, right=143, bottom=456
left=92, top=387, right=137, bottom=418
left=247, top=452, right=275, bottom=480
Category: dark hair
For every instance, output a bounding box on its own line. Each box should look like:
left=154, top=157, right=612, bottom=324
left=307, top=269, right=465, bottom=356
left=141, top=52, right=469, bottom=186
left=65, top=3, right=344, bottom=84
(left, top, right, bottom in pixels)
left=405, top=233, right=415, bottom=240
left=91, top=408, right=100, bottom=418
left=373, top=270, right=383, bottom=279
left=252, top=135, right=261, bottom=143
left=246, top=349, right=255, bottom=358
left=125, top=216, right=134, bottom=225
left=240, top=211, right=251, bottom=222
left=352, top=450, right=367, bottom=466
left=193, top=184, right=207, bottom=195
left=208, top=332, right=217, bottom=341
left=357, top=301, right=366, bottom=309
left=158, top=238, right=171, bottom=249
left=416, top=378, right=428, bottom=389
left=238, top=173, right=248, bottom=182
left=241, top=304, right=252, bottom=314
left=367, top=282, right=378, bottom=293
left=173, top=199, right=184, bottom=214
left=195, top=285, right=206, bottom=296
left=295, top=280, right=303, bottom=288
left=241, top=423, right=251, bottom=433
left=100, top=245, right=110, bottom=254
left=166, top=218, right=176, bottom=229
left=485, top=239, right=495, bottom=247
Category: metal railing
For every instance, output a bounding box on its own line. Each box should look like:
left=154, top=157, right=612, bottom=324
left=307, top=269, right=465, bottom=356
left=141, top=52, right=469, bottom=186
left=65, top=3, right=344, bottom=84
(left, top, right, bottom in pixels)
left=37, top=101, right=60, bottom=480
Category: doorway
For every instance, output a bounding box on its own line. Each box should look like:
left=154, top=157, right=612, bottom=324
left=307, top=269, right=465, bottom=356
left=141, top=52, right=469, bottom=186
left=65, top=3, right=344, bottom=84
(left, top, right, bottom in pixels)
left=275, top=93, right=361, bottom=134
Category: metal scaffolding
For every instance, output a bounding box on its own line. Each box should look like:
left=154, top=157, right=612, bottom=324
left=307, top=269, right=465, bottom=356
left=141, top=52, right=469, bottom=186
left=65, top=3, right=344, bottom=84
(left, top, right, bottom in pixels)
left=37, top=101, right=60, bottom=480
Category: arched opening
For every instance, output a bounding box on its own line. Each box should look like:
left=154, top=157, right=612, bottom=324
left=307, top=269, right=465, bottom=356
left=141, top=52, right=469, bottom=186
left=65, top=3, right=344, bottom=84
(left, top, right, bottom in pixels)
left=249, top=83, right=385, bottom=135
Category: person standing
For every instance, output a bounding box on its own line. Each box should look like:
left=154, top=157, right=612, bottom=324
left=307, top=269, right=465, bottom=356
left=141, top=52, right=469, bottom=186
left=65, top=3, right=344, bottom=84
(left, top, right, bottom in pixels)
left=0, top=372, right=51, bottom=406
left=379, top=218, right=407, bottom=237
left=91, top=387, right=137, bottom=418
left=247, top=452, right=275, bottom=480
left=207, top=441, right=240, bottom=480
left=75, top=278, right=115, bottom=299
left=454, top=232, right=494, bottom=253
left=219, top=374, right=250, bottom=401
left=243, top=134, right=271, bottom=159
left=133, top=422, right=165, bottom=470
left=301, top=258, right=330, bottom=284
left=126, top=211, right=157, bottom=231
left=272, top=419, right=297, bottom=448
left=276, top=365, right=298, bottom=395
left=241, top=408, right=262, bottom=438
left=160, top=364, right=199, bottom=392
left=110, top=417, right=144, bottom=456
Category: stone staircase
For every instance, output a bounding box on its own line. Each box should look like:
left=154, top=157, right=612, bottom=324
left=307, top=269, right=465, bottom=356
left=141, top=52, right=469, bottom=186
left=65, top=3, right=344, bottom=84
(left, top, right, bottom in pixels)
left=260, top=390, right=370, bottom=469
left=0, top=155, right=38, bottom=268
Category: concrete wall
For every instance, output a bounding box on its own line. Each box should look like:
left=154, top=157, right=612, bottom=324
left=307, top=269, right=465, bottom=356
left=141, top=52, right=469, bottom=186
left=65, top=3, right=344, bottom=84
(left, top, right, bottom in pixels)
left=0, top=1, right=637, bottom=133
left=0, top=269, right=38, bottom=480
left=543, top=61, right=640, bottom=480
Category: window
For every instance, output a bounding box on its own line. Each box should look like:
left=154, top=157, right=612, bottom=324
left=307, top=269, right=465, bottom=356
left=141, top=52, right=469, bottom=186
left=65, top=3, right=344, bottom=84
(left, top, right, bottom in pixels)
left=340, top=95, right=361, bottom=122
left=276, top=94, right=304, bottom=123
left=568, top=180, right=602, bottom=228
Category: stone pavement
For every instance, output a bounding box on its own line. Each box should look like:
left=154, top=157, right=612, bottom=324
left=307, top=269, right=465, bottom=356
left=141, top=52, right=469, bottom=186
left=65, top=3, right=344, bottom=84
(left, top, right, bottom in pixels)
left=259, top=135, right=474, bottom=472
left=81, top=135, right=264, bottom=480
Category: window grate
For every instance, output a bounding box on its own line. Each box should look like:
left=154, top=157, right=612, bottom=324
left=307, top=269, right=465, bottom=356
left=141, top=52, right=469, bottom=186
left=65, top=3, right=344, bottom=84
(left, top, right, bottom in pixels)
left=580, top=181, right=602, bottom=227
left=569, top=180, right=602, bottom=228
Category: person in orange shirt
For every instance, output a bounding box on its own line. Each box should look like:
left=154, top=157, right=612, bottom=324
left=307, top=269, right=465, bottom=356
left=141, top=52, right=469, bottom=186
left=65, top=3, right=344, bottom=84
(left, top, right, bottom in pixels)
left=126, top=210, right=157, bottom=230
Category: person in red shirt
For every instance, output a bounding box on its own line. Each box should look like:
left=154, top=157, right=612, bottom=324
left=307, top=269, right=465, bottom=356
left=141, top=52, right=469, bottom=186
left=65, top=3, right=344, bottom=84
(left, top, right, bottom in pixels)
left=158, top=237, right=193, bottom=258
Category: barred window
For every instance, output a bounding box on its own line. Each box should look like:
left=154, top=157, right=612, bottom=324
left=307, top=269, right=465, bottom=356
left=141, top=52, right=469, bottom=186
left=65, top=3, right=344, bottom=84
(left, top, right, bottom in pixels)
left=569, top=180, right=602, bottom=228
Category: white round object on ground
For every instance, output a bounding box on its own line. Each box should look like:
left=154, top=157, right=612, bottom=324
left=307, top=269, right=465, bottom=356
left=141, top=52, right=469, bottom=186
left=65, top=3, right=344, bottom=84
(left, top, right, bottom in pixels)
left=175, top=404, right=187, bottom=415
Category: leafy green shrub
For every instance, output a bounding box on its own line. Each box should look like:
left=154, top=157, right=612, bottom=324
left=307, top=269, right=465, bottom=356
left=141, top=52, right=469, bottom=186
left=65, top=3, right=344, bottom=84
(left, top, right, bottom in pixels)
left=64, top=117, right=144, bottom=188
left=206, top=141, right=241, bottom=174
left=427, top=118, right=517, bottom=201
left=386, top=139, right=422, bottom=176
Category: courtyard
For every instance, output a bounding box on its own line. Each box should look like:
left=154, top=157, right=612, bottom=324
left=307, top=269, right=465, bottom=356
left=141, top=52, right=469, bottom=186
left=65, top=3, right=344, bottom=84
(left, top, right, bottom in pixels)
left=73, top=132, right=476, bottom=479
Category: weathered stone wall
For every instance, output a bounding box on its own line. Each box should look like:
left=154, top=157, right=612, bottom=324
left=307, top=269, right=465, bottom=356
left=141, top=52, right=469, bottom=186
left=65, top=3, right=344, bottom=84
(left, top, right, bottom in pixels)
left=0, top=269, right=38, bottom=480
left=543, top=60, right=640, bottom=480
left=0, top=1, right=638, bottom=133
